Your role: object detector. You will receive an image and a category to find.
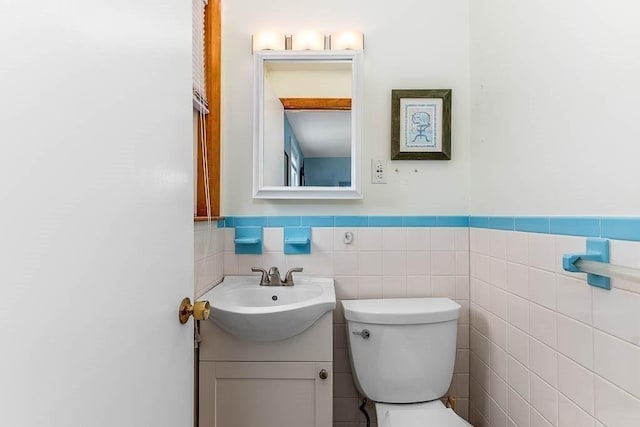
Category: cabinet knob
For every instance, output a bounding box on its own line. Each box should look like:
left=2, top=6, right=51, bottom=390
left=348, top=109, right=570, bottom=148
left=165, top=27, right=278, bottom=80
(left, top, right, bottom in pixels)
left=319, top=369, right=328, bottom=380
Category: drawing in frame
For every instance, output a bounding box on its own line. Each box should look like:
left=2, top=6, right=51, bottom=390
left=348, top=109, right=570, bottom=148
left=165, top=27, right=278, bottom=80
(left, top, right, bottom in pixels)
left=391, top=89, right=452, bottom=160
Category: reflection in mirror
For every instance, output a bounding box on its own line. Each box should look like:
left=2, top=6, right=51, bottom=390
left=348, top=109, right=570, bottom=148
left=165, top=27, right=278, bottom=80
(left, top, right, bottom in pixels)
left=263, top=60, right=352, bottom=187
left=254, top=51, right=362, bottom=199
left=284, top=110, right=351, bottom=187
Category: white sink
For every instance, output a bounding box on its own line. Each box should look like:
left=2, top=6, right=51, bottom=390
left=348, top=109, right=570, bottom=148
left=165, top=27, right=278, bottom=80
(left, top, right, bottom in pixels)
left=203, top=275, right=336, bottom=342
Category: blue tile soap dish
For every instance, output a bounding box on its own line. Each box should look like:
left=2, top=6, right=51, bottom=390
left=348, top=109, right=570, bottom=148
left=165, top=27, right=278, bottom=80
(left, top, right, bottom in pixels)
left=284, top=226, right=311, bottom=255
left=234, top=226, right=263, bottom=254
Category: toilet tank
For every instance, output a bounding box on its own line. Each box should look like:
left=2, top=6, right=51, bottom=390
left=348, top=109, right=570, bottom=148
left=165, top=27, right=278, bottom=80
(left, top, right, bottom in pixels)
left=342, top=298, right=460, bottom=403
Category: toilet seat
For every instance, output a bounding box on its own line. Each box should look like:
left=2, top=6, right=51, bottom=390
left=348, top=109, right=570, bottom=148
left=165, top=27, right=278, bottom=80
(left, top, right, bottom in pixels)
left=376, top=401, right=472, bottom=427
left=385, top=408, right=469, bottom=427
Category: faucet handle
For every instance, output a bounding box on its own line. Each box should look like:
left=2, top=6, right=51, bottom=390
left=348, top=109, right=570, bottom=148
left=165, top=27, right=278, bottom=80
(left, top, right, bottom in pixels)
left=284, top=267, right=303, bottom=286
left=251, top=267, right=270, bottom=285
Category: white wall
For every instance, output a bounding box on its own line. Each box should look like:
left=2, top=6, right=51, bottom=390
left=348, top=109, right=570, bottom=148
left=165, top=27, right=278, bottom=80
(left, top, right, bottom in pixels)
left=469, top=0, right=640, bottom=215
left=222, top=0, right=470, bottom=215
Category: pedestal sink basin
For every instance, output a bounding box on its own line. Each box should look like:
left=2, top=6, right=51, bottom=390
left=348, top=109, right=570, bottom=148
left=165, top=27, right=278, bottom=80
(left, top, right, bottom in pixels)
left=202, top=275, right=336, bottom=342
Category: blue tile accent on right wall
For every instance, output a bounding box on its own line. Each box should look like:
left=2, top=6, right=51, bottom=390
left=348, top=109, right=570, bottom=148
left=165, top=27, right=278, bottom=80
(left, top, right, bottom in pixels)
left=601, top=218, right=640, bottom=242
left=488, top=216, right=515, bottom=231
left=515, top=217, right=550, bottom=233
left=550, top=217, right=600, bottom=237
left=469, top=217, right=489, bottom=228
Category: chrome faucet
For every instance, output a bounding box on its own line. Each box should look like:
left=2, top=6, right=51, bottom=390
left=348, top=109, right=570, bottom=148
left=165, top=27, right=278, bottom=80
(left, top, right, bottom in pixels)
left=268, top=266, right=282, bottom=284
left=251, top=267, right=303, bottom=286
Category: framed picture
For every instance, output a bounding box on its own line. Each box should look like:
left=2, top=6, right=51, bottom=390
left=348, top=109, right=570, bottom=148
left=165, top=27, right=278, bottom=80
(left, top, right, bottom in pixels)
left=391, top=89, right=452, bottom=160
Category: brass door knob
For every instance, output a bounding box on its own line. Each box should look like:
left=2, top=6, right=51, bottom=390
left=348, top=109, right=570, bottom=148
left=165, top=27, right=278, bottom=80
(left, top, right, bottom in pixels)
left=178, top=297, right=210, bottom=324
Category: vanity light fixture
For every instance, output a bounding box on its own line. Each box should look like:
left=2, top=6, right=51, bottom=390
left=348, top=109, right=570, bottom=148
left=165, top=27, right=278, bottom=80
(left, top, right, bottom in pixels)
left=330, top=31, right=364, bottom=50
left=252, top=30, right=364, bottom=52
left=252, top=31, right=286, bottom=51
left=290, top=31, right=325, bottom=50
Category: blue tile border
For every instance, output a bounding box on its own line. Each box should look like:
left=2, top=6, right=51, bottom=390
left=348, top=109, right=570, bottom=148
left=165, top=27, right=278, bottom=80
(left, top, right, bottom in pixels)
left=300, top=216, right=335, bottom=227
left=334, top=216, right=369, bottom=227
left=601, top=218, right=640, bottom=242
left=267, top=216, right=300, bottom=227
left=469, top=217, right=488, bottom=228
left=550, top=217, right=600, bottom=237
left=514, top=217, right=549, bottom=234
left=233, top=216, right=268, bottom=227
left=488, top=216, right=514, bottom=231
left=222, top=216, right=470, bottom=229
left=368, top=216, right=403, bottom=227
left=217, top=216, right=640, bottom=242
left=437, top=216, right=470, bottom=227
left=402, top=216, right=437, bottom=227
left=469, top=216, right=640, bottom=242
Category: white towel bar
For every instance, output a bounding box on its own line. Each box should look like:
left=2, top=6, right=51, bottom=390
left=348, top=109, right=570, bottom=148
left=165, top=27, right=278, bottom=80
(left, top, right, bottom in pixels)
left=574, top=259, right=640, bottom=284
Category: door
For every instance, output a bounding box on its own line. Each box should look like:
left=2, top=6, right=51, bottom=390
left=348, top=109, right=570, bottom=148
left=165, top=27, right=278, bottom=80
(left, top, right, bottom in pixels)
left=0, top=2, right=194, bottom=426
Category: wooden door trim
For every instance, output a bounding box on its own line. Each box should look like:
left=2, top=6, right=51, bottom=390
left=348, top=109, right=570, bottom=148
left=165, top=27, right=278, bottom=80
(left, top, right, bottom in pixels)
left=196, top=0, right=221, bottom=217
left=279, top=97, right=351, bottom=110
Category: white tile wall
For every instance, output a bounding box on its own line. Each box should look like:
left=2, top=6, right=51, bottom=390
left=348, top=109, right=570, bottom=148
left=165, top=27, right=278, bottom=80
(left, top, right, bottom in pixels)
left=469, top=228, right=640, bottom=427
left=194, top=221, right=224, bottom=297
left=221, top=226, right=471, bottom=426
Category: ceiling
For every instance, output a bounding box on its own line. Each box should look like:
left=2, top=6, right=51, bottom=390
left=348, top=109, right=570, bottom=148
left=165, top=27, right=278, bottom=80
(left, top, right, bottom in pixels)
left=285, top=110, right=351, bottom=158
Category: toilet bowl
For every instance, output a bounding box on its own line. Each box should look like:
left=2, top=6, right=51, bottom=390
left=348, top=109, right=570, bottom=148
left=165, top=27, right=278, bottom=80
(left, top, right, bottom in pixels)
left=342, top=298, right=472, bottom=427
left=376, top=402, right=471, bottom=427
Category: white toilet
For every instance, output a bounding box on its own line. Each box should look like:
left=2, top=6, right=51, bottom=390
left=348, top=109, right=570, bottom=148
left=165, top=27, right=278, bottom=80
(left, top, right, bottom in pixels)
left=342, top=298, right=472, bottom=427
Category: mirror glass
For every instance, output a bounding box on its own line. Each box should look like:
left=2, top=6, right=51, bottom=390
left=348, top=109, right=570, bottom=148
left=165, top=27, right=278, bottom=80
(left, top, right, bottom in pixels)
left=253, top=51, right=362, bottom=199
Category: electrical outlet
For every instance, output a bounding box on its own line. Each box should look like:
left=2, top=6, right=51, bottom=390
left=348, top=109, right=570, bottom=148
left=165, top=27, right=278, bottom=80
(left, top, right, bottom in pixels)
left=371, top=159, right=386, bottom=184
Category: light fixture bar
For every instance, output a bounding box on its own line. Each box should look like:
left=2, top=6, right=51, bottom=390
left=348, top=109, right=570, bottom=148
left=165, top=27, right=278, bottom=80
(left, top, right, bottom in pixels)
left=252, top=30, right=365, bottom=52
left=330, top=31, right=364, bottom=50
left=291, top=31, right=325, bottom=50
left=252, top=32, right=286, bottom=51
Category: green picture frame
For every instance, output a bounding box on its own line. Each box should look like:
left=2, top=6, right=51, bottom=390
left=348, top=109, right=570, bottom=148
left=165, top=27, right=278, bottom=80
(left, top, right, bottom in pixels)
left=391, top=89, right=452, bottom=160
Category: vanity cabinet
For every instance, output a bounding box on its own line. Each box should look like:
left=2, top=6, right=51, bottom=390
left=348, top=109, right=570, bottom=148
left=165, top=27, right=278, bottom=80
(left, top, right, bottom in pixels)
left=199, top=312, right=333, bottom=427
left=199, top=361, right=332, bottom=427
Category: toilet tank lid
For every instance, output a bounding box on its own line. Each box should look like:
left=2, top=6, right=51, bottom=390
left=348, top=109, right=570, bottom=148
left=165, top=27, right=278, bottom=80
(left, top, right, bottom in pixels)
left=342, top=298, right=460, bottom=325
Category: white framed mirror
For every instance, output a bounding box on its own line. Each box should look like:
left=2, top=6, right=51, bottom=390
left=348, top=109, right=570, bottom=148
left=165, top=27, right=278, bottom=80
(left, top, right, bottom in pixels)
left=253, top=50, right=363, bottom=199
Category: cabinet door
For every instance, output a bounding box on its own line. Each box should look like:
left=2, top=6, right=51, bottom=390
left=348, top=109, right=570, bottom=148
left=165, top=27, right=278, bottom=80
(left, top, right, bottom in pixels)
left=200, top=361, right=332, bottom=427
